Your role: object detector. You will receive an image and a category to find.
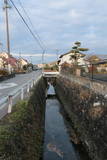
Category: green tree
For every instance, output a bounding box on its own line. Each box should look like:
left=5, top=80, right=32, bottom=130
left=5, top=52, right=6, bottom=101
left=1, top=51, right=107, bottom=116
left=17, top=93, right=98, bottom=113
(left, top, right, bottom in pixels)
left=51, top=64, right=59, bottom=71
left=28, top=63, right=33, bottom=70
left=23, top=65, right=27, bottom=70
left=71, top=41, right=89, bottom=64
left=44, top=64, right=50, bottom=70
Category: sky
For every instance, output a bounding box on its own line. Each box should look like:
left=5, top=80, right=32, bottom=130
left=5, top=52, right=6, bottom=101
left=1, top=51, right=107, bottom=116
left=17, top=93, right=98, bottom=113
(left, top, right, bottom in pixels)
left=0, top=0, right=107, bottom=64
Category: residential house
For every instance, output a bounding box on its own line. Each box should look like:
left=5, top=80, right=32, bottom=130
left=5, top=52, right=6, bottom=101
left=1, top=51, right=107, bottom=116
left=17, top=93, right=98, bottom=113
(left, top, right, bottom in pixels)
left=0, top=52, right=9, bottom=69
left=18, top=58, right=29, bottom=70
left=0, top=57, right=4, bottom=69
left=86, top=55, right=102, bottom=73
left=5, top=57, right=18, bottom=72
left=48, top=61, right=58, bottom=67
left=58, top=50, right=86, bottom=71
left=0, top=52, right=18, bottom=73
left=0, top=52, right=10, bottom=59
left=87, top=55, right=101, bottom=64
left=37, top=64, right=44, bottom=69
left=94, top=60, right=107, bottom=72
left=84, top=55, right=107, bottom=73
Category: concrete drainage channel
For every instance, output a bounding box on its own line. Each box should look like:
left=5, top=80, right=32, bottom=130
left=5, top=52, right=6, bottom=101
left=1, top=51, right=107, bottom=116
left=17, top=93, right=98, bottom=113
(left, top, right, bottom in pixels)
left=42, top=84, right=90, bottom=160
left=0, top=76, right=104, bottom=160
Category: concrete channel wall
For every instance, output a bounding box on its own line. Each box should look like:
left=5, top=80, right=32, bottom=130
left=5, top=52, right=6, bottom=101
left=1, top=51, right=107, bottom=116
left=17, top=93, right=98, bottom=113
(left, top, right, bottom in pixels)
left=55, top=74, right=107, bottom=160
left=0, top=77, right=47, bottom=160
left=60, top=73, right=107, bottom=96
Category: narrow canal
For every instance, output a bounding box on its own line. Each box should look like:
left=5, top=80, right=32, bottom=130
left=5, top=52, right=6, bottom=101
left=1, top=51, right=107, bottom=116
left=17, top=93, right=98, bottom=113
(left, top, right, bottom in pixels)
left=43, top=85, right=90, bottom=160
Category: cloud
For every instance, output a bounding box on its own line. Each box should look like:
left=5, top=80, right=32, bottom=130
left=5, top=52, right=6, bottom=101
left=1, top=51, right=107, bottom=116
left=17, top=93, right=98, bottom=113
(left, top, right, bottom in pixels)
left=12, top=53, right=56, bottom=57
left=0, top=0, right=107, bottom=64
left=49, top=1, right=68, bottom=9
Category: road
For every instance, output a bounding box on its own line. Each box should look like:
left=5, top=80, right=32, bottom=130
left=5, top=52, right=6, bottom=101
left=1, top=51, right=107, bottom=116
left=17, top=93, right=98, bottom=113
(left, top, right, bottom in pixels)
left=0, top=70, right=42, bottom=100
left=83, top=73, right=107, bottom=82
left=92, top=74, right=107, bottom=82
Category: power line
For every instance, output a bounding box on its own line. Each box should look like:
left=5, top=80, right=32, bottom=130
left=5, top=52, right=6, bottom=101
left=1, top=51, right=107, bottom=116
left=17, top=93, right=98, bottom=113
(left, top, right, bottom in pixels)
left=17, top=0, right=46, bottom=50
left=8, top=0, right=71, bottom=57
left=14, top=0, right=70, bottom=53
left=9, top=0, right=45, bottom=51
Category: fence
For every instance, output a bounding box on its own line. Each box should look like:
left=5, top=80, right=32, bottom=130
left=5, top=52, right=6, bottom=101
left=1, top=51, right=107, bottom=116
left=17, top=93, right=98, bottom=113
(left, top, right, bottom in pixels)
left=0, top=75, right=42, bottom=119
left=80, top=62, right=107, bottom=81
left=60, top=73, right=107, bottom=96
left=61, top=62, right=107, bottom=82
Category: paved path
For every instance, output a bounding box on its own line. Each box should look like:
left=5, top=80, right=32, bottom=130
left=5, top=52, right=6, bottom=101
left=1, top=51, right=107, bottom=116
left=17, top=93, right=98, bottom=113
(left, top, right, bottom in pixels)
left=0, top=70, right=42, bottom=100
left=93, top=74, right=107, bottom=82
left=84, top=74, right=107, bottom=82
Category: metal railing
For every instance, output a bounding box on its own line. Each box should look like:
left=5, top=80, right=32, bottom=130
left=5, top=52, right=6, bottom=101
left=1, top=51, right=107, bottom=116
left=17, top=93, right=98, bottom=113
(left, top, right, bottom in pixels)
left=0, top=75, right=42, bottom=119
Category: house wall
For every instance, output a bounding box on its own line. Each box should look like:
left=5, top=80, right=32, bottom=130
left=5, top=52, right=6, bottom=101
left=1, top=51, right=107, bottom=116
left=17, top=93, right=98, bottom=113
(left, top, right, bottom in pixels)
left=59, top=53, right=86, bottom=67
left=0, top=58, right=4, bottom=69
left=19, top=59, right=28, bottom=69
left=0, top=52, right=9, bottom=59
left=97, top=64, right=107, bottom=72
left=59, top=53, right=75, bottom=65
left=59, top=53, right=88, bottom=73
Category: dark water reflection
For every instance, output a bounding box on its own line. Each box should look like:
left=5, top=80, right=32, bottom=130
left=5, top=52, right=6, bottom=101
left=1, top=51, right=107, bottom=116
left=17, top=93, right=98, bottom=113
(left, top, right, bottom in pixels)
left=43, top=85, right=89, bottom=160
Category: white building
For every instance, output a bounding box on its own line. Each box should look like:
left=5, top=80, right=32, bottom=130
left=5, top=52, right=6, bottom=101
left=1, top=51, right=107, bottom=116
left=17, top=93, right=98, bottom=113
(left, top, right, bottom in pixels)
left=58, top=51, right=86, bottom=71
left=0, top=57, right=4, bottom=69
left=18, top=58, right=28, bottom=69
left=0, top=52, right=10, bottom=59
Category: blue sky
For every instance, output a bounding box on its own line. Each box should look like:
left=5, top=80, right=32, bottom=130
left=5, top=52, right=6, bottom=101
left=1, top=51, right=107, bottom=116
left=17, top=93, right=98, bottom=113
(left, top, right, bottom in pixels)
left=0, top=0, right=107, bottom=64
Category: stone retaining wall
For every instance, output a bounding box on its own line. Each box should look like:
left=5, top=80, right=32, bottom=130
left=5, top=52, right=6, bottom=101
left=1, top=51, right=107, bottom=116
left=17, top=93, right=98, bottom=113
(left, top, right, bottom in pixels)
left=55, top=75, right=107, bottom=160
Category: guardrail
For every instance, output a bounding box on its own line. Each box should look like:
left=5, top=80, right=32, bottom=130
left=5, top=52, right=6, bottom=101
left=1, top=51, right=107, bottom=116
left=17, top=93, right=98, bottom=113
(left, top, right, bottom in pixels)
left=0, top=75, right=42, bottom=119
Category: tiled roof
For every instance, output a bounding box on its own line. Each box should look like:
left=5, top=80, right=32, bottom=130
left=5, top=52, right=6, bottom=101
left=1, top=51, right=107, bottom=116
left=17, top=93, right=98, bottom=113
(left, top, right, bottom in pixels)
left=5, top=57, right=18, bottom=66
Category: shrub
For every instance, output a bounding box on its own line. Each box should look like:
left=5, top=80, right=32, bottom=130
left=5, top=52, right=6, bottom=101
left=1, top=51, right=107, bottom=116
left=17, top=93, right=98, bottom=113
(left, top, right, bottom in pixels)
left=0, top=69, right=8, bottom=76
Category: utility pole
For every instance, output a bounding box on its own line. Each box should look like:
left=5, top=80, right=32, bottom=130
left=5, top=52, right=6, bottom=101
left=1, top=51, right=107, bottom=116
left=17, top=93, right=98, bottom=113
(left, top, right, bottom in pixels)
left=91, top=63, right=94, bottom=80
left=3, top=0, right=11, bottom=55
left=0, top=42, right=3, bottom=52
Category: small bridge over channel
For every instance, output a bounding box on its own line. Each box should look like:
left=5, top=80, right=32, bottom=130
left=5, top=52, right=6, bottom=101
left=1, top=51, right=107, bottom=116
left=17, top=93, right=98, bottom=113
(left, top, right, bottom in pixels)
left=42, top=71, right=59, bottom=78
left=42, top=71, right=59, bottom=84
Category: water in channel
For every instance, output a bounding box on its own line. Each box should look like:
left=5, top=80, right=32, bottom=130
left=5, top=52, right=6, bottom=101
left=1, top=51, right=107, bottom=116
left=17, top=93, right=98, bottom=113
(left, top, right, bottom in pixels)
left=43, top=85, right=89, bottom=160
